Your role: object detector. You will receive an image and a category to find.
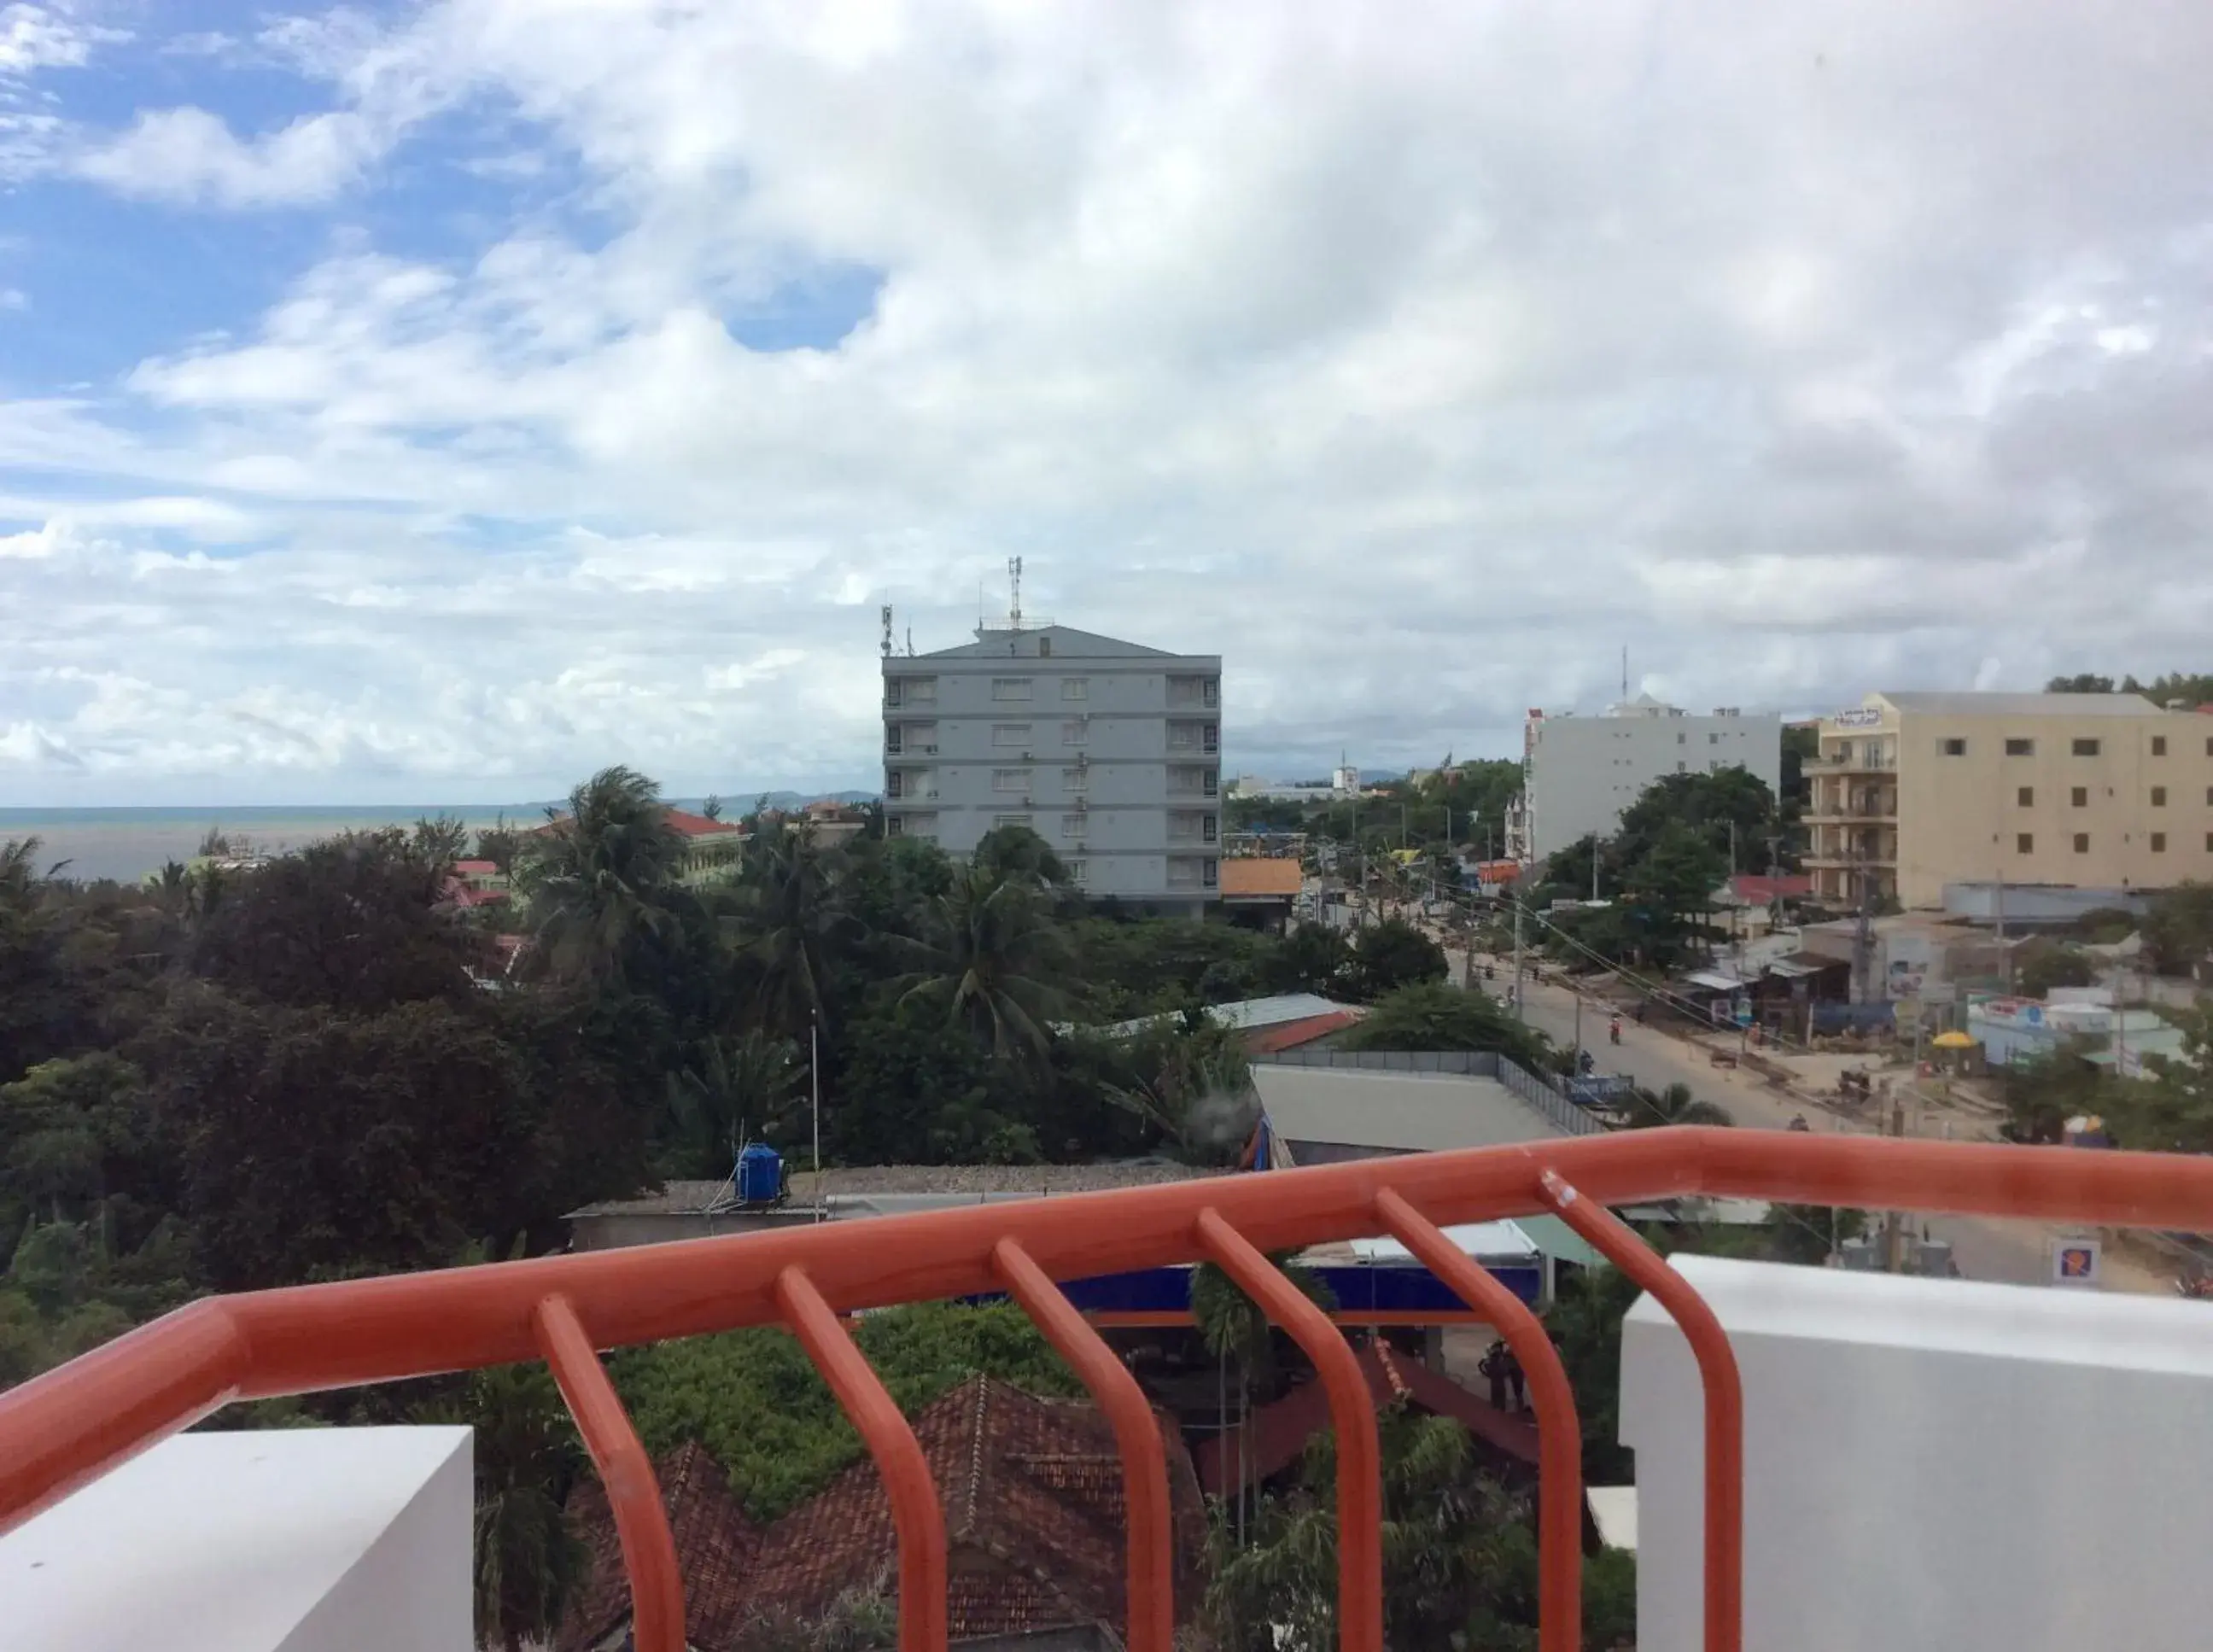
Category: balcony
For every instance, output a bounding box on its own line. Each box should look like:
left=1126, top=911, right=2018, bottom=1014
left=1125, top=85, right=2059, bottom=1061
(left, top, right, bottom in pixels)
left=1807, top=801, right=1897, bottom=824
left=1819, top=749, right=1896, bottom=772
left=7, top=1134, right=2212, bottom=1652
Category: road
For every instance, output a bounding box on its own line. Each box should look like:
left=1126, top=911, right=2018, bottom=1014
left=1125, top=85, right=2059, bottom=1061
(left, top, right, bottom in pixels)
left=1451, top=946, right=2162, bottom=1292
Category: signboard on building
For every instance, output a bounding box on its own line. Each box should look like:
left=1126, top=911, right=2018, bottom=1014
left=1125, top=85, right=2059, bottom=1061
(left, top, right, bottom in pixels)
left=1832, top=707, right=1884, bottom=728
left=2050, top=1236, right=2101, bottom=1288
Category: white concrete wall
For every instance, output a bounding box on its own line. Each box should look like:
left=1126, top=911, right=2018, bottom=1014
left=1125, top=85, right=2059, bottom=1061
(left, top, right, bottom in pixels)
left=1621, top=1254, right=2213, bottom=1652
left=0, top=1426, right=474, bottom=1652
left=1525, top=709, right=1781, bottom=863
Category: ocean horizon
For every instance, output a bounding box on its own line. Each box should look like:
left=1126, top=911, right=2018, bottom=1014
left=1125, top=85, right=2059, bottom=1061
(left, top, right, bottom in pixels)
left=0, top=791, right=878, bottom=884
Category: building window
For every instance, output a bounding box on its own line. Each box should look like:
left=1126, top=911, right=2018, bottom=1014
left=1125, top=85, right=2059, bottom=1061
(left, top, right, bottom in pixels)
left=2152, top=832, right=2169, bottom=853
left=2017, top=786, right=2034, bottom=807
left=2071, top=786, right=2088, bottom=808
left=994, top=814, right=1033, bottom=829
left=2005, top=738, right=2034, bottom=756
left=992, top=723, right=1031, bottom=747
left=1060, top=814, right=1085, bottom=838
left=991, top=768, right=1031, bottom=793
left=1941, top=738, right=1966, bottom=756
left=2152, top=786, right=2168, bottom=807
left=1203, top=678, right=1219, bottom=708
left=1065, top=860, right=1087, bottom=884
left=2072, top=738, right=2101, bottom=756
left=1709, top=733, right=1720, bottom=745
left=1204, top=768, right=1218, bottom=797
left=1061, top=720, right=1088, bottom=745
left=2017, top=833, right=2034, bottom=854
left=1202, top=814, right=1217, bottom=843
left=1678, top=733, right=1686, bottom=744
left=991, top=678, right=1032, bottom=701
left=1061, top=678, right=1089, bottom=701
left=885, top=727, right=902, bottom=756
left=1202, top=723, right=1218, bottom=754
left=886, top=772, right=904, bottom=799
left=1677, top=760, right=1687, bottom=773
left=1062, top=767, right=1087, bottom=791
left=1038, top=635, right=1050, bottom=657
left=1201, top=859, right=1218, bottom=888
left=2152, top=735, right=2168, bottom=756
left=2074, top=833, right=2090, bottom=854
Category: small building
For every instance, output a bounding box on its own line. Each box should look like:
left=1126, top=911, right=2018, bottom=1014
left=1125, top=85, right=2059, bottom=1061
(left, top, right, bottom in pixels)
left=1216, top=855, right=1302, bottom=931
left=1072, top=993, right=1365, bottom=1054
left=1247, top=1052, right=1599, bottom=1167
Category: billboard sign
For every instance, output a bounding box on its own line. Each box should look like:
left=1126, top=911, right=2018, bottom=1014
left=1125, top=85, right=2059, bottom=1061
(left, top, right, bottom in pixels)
left=2050, top=1237, right=2101, bottom=1288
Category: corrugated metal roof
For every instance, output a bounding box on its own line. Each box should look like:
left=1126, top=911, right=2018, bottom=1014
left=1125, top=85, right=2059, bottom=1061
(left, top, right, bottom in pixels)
left=1252, top=1065, right=1571, bottom=1153
left=1218, top=858, right=1303, bottom=898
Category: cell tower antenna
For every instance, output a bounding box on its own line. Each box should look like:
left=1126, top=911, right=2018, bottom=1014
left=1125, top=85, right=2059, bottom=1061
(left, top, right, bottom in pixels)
left=1007, top=555, right=1024, bottom=630
left=905, top=626, right=914, bottom=657
left=1621, top=645, right=1628, bottom=700
left=879, top=604, right=893, bottom=658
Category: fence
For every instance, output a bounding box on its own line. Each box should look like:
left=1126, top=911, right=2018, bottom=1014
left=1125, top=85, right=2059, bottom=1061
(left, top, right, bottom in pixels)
left=5, top=1130, right=2213, bottom=1652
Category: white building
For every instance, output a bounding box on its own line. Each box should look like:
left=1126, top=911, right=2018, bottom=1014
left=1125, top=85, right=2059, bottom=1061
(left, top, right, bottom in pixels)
left=883, top=622, right=1222, bottom=912
left=1508, top=694, right=1781, bottom=865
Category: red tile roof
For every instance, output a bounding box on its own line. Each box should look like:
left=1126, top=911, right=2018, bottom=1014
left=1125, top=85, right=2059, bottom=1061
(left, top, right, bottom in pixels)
left=558, top=1377, right=1205, bottom=1650
left=530, top=808, right=743, bottom=841
left=1726, top=873, right=1813, bottom=904
left=558, top=1440, right=761, bottom=1652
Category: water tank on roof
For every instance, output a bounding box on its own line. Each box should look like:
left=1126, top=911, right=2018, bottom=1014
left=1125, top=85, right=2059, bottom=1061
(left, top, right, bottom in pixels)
left=737, top=1141, right=783, bottom=1205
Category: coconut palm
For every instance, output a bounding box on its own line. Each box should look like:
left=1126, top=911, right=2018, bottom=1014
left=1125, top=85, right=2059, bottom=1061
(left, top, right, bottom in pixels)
left=520, top=766, right=686, bottom=983
left=1626, top=1080, right=1734, bottom=1128
left=728, top=822, right=857, bottom=1042
left=668, top=1028, right=807, bottom=1176
left=893, top=865, right=1076, bottom=1062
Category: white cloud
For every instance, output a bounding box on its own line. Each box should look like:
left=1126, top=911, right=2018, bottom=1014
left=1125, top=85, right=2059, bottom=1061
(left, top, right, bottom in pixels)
left=0, top=3, right=118, bottom=73
left=73, top=106, right=388, bottom=208
left=14, top=0, right=2213, bottom=799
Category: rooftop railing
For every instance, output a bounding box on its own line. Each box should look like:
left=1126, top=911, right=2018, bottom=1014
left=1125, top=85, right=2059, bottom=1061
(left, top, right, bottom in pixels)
left=4, top=1130, right=2211, bottom=1652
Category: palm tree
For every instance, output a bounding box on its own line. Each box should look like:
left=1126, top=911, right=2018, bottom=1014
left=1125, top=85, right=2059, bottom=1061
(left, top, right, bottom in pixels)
left=728, top=822, right=856, bottom=1042
left=519, top=766, right=686, bottom=982
left=894, top=865, right=1076, bottom=1061
left=1626, top=1080, right=1734, bottom=1128
left=1101, top=1020, right=1258, bottom=1165
left=668, top=1028, right=807, bottom=1176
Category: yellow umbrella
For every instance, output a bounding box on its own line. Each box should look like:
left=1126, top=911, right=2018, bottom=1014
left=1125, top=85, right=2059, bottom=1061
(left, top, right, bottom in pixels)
left=1930, top=1030, right=1977, bottom=1049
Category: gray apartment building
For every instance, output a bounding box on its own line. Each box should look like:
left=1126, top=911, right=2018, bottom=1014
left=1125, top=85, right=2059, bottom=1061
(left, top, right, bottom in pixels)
left=1505, top=694, right=1781, bottom=866
left=882, top=622, right=1222, bottom=912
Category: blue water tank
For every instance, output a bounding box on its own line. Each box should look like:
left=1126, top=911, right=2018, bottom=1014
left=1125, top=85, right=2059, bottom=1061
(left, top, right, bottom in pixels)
left=737, top=1142, right=783, bottom=1205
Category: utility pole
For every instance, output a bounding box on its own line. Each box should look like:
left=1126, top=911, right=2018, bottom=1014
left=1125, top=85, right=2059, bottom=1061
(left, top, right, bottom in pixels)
left=1849, top=844, right=1875, bottom=1006
left=1883, top=1095, right=1906, bottom=1271
left=1994, top=865, right=2010, bottom=993
left=810, top=1012, right=824, bottom=1223
left=1512, top=893, right=1526, bottom=1024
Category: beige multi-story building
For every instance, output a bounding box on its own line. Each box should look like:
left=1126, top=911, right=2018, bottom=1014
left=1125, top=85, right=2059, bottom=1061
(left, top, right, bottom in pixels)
left=1810, top=692, right=2213, bottom=909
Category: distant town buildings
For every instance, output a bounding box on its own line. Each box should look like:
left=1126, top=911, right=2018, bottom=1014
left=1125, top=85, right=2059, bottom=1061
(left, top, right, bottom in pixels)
left=1810, top=691, right=2213, bottom=909
left=1228, top=763, right=1359, bottom=803
left=882, top=621, right=1222, bottom=913
left=1506, top=695, right=1781, bottom=866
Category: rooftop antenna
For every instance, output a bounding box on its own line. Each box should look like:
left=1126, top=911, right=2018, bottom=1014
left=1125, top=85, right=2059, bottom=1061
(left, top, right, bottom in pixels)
left=1621, top=645, right=1629, bottom=700
left=1007, top=555, right=1024, bottom=630
left=879, top=604, right=893, bottom=658
left=905, top=626, right=914, bottom=657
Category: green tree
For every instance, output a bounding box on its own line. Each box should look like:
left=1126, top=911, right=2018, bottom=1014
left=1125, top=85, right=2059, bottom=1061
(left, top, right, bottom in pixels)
left=1203, top=1404, right=1547, bottom=1652
left=1623, top=1080, right=1733, bottom=1128
left=1336, top=983, right=1552, bottom=1071
left=2014, top=941, right=2096, bottom=998
left=972, top=822, right=1070, bottom=888
left=2045, top=673, right=2117, bottom=693
left=1619, top=821, right=1726, bottom=968
left=1998, top=1040, right=2117, bottom=1144
left=1346, top=916, right=1447, bottom=1001
left=2115, top=1001, right=2213, bottom=1153
left=2142, top=882, right=2213, bottom=978
left=896, top=867, right=1077, bottom=1061
left=1099, top=1017, right=1258, bottom=1165
left=666, top=1029, right=806, bottom=1176
left=730, top=822, right=857, bottom=1042
left=520, top=766, right=689, bottom=984
left=188, top=832, right=483, bottom=1013
left=1258, top=921, right=1352, bottom=997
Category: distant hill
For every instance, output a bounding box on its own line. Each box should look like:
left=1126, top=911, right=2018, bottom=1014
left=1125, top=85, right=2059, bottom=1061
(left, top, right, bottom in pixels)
left=674, top=791, right=880, bottom=813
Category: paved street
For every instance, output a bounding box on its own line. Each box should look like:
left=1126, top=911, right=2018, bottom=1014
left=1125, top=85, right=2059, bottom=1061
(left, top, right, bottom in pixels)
left=1446, top=945, right=2163, bottom=1292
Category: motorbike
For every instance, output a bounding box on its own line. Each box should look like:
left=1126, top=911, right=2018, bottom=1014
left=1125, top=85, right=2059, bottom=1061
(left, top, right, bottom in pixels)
left=1609, top=1018, right=1622, bottom=1045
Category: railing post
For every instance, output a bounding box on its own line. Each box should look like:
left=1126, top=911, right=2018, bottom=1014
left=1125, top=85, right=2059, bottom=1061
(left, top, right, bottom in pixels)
left=1195, top=1207, right=1383, bottom=1652
left=991, top=1238, right=1175, bottom=1652
left=1542, top=1170, right=1743, bottom=1652
left=533, top=1293, right=686, bottom=1652
left=1375, top=1188, right=1582, bottom=1652
left=776, top=1265, right=948, bottom=1652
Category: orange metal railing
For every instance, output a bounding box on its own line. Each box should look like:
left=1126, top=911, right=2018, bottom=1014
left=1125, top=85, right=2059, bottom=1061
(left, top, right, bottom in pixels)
left=4, top=1129, right=2212, bottom=1652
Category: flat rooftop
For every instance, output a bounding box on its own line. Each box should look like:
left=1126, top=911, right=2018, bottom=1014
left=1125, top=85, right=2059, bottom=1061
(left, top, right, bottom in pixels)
left=1252, top=1065, right=1572, bottom=1154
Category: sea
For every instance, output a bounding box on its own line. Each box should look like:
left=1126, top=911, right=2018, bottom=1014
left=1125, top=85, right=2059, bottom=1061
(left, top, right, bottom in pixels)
left=0, top=806, right=541, bottom=884
left=0, top=791, right=879, bottom=884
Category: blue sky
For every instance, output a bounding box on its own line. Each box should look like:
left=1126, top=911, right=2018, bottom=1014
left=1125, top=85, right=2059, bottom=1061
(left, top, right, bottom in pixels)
left=6, top=1, right=2213, bottom=805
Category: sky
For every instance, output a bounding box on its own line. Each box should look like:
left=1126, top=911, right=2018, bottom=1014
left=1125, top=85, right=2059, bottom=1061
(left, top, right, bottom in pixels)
left=5, top=1, right=2213, bottom=806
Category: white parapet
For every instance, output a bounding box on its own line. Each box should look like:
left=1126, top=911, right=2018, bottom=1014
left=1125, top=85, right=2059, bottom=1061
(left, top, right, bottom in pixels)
left=1622, top=1254, right=2213, bottom=1652
left=0, top=1425, right=473, bottom=1652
